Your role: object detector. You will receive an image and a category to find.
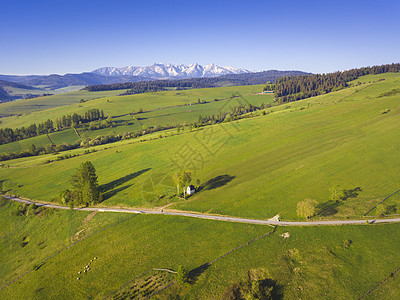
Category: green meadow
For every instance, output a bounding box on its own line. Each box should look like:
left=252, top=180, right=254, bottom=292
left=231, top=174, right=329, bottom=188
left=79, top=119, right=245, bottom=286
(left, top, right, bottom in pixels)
left=0, top=85, right=263, bottom=129
left=1, top=74, right=400, bottom=220
left=1, top=199, right=400, bottom=299
left=1, top=73, right=400, bottom=298
left=0, top=85, right=270, bottom=153
left=0, top=89, right=128, bottom=115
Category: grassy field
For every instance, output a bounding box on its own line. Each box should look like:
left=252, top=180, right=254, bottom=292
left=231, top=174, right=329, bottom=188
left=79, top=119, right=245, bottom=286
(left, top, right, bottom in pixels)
left=1, top=199, right=400, bottom=299
left=0, top=129, right=79, bottom=153
left=0, top=85, right=263, bottom=129
left=3, top=84, right=85, bottom=98
left=1, top=73, right=399, bottom=220
left=1, top=73, right=400, bottom=299
left=0, top=89, right=127, bottom=116
left=0, top=86, right=270, bottom=153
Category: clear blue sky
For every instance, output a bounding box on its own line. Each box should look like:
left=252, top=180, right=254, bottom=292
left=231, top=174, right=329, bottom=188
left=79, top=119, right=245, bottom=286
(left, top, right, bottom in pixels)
left=1, top=0, right=399, bottom=75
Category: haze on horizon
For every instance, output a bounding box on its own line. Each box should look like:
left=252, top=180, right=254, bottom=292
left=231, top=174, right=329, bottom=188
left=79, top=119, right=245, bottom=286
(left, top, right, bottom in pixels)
left=1, top=0, right=399, bottom=76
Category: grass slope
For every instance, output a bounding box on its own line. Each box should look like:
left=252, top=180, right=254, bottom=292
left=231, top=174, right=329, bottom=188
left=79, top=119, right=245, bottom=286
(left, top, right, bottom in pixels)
left=1, top=74, right=400, bottom=220
left=0, top=85, right=269, bottom=153
left=0, top=89, right=127, bottom=116
left=0, top=85, right=263, bottom=129
left=1, top=199, right=400, bottom=299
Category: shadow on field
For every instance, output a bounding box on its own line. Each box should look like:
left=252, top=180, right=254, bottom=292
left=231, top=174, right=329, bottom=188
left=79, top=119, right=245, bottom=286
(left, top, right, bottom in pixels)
left=341, top=187, right=362, bottom=200
left=255, top=278, right=284, bottom=300
left=188, top=263, right=210, bottom=284
left=99, top=168, right=151, bottom=200
left=102, top=185, right=133, bottom=200
left=198, top=175, right=235, bottom=192
left=317, top=200, right=340, bottom=216
left=317, top=186, right=363, bottom=216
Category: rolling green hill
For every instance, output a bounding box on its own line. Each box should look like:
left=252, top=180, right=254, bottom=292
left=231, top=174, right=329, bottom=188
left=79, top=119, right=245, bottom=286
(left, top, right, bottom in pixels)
left=0, top=73, right=399, bottom=221
left=1, top=198, right=400, bottom=299
left=0, top=85, right=268, bottom=154
left=1, top=72, right=400, bottom=299
left=0, top=84, right=263, bottom=127
left=0, top=88, right=127, bottom=115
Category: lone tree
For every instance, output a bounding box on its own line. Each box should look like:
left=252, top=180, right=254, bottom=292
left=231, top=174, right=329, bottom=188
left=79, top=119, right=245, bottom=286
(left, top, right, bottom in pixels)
left=297, top=198, right=318, bottom=219
left=174, top=170, right=192, bottom=198
left=71, top=161, right=102, bottom=206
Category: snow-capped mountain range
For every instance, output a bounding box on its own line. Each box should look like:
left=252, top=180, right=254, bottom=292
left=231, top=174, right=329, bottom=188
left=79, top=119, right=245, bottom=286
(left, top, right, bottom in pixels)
left=92, top=63, right=250, bottom=79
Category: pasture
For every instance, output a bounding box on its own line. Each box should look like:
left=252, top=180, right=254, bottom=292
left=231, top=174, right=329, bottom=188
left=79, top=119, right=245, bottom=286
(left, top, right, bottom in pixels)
left=0, top=199, right=399, bottom=299
left=0, top=85, right=263, bottom=129
left=0, top=74, right=400, bottom=220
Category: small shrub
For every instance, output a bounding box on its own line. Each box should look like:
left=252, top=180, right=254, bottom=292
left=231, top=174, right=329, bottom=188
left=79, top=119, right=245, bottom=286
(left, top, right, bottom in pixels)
left=343, top=239, right=352, bottom=249
left=176, top=265, right=189, bottom=285
left=13, top=203, right=27, bottom=216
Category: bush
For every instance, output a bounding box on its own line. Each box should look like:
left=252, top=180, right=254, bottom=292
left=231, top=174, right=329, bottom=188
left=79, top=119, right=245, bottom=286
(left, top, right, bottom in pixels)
left=343, top=239, right=352, bottom=249
left=26, top=203, right=38, bottom=217
left=176, top=265, right=189, bottom=285
left=297, top=198, right=318, bottom=219
left=13, top=203, right=27, bottom=216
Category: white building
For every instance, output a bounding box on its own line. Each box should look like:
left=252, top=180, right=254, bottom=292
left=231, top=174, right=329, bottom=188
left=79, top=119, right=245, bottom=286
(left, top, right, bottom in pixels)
left=186, top=185, right=196, bottom=196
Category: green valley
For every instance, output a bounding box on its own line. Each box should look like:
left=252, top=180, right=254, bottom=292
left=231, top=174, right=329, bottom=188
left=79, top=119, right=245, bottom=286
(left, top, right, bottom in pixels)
left=1, top=70, right=400, bottom=299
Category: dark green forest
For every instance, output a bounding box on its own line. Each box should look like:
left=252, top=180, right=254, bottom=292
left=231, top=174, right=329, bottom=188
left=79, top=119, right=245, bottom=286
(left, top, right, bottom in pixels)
left=272, top=63, right=400, bottom=103
left=84, top=70, right=310, bottom=93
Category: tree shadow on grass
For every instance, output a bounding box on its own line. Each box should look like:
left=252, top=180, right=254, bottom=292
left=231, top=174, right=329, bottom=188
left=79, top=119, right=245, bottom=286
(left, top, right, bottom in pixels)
left=188, top=263, right=210, bottom=284
left=341, top=187, right=362, bottom=200
left=259, top=278, right=284, bottom=300
left=102, top=184, right=133, bottom=201
left=386, top=205, right=398, bottom=214
left=99, top=168, right=151, bottom=201
left=317, top=200, right=341, bottom=216
left=317, top=187, right=363, bottom=216
left=198, top=175, right=235, bottom=192
left=99, top=168, right=150, bottom=194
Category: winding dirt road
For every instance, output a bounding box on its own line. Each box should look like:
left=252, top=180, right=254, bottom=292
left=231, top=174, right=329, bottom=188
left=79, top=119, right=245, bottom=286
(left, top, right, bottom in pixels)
left=5, top=195, right=400, bottom=226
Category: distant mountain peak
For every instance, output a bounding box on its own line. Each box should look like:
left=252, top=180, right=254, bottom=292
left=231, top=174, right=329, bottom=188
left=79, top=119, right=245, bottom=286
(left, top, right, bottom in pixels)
left=92, top=63, right=250, bottom=79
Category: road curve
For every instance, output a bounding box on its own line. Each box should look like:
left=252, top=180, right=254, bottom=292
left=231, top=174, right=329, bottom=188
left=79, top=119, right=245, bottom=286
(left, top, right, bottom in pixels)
left=4, top=195, right=400, bottom=227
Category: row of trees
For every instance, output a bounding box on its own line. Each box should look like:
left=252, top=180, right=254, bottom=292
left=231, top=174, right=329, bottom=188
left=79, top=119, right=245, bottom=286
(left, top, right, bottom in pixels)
left=273, top=63, right=400, bottom=104
left=0, top=142, right=81, bottom=162
left=85, top=78, right=218, bottom=93
left=84, top=70, right=309, bottom=93
left=0, top=101, right=270, bottom=162
left=56, top=109, right=105, bottom=129
left=0, top=120, right=54, bottom=144
left=0, top=102, right=269, bottom=162
left=0, top=109, right=105, bottom=145
left=197, top=102, right=270, bottom=126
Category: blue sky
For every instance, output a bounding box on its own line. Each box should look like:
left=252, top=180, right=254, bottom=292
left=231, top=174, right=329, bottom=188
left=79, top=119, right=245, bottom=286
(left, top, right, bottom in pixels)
left=1, top=0, right=399, bottom=75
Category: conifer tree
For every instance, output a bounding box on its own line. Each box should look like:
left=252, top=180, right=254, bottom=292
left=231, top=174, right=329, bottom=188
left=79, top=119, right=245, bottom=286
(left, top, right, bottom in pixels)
left=71, top=161, right=102, bottom=206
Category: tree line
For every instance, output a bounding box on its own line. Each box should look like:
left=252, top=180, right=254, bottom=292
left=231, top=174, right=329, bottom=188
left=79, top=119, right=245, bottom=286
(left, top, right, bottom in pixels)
left=0, top=109, right=105, bottom=145
left=197, top=102, right=270, bottom=126
left=0, top=102, right=270, bottom=163
left=83, top=70, right=310, bottom=93
left=85, top=78, right=223, bottom=93
left=271, top=63, right=400, bottom=104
